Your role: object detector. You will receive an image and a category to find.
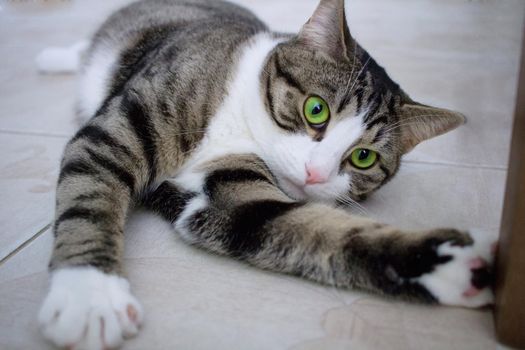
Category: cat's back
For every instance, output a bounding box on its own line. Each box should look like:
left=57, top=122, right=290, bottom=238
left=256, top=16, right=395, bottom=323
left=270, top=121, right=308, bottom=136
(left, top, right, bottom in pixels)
left=78, top=0, right=269, bottom=120
left=93, top=0, right=266, bottom=48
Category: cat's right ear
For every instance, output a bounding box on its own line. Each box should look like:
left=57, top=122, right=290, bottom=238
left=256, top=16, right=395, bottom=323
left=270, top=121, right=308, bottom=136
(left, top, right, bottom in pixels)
left=297, top=0, right=353, bottom=60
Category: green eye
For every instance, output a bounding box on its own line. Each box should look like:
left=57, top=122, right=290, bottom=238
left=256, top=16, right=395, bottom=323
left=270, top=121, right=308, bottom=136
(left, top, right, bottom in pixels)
left=304, top=96, right=330, bottom=126
left=350, top=148, right=378, bottom=169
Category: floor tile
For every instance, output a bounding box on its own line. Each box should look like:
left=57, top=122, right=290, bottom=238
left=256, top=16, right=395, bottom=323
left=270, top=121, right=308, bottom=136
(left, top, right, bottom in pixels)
left=345, top=0, right=524, bottom=168
left=0, top=0, right=132, bottom=137
left=0, top=133, right=66, bottom=260
left=363, top=161, right=506, bottom=234
left=246, top=0, right=524, bottom=168
left=0, top=228, right=53, bottom=284
left=0, top=211, right=496, bottom=350
left=0, top=0, right=519, bottom=349
left=1, top=0, right=522, bottom=165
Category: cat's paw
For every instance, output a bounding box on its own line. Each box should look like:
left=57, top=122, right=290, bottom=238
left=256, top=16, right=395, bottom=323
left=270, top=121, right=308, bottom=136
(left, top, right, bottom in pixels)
left=38, top=266, right=143, bottom=350
left=414, top=233, right=495, bottom=308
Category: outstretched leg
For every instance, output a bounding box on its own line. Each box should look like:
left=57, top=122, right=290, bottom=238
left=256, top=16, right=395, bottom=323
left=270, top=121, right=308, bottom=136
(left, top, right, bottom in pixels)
left=38, top=91, right=168, bottom=349
left=145, top=154, right=494, bottom=307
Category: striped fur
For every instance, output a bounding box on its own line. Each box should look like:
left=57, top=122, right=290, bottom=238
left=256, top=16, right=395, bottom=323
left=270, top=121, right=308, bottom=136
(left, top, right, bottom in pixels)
left=41, top=1, right=494, bottom=348
left=50, top=0, right=487, bottom=300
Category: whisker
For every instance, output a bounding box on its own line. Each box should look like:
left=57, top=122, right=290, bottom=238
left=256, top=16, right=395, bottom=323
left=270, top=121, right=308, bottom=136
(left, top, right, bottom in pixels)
left=346, top=55, right=372, bottom=98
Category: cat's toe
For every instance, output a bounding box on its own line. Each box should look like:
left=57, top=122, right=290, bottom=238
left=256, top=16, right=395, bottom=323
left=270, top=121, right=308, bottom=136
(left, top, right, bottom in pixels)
left=38, top=267, right=143, bottom=350
left=415, top=241, right=494, bottom=308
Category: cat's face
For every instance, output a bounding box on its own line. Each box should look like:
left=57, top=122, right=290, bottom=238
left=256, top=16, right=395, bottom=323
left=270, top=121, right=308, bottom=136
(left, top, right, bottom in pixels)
left=257, top=0, right=464, bottom=205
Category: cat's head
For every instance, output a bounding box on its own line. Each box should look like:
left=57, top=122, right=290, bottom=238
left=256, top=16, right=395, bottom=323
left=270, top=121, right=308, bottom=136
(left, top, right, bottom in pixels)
left=257, top=0, right=464, bottom=204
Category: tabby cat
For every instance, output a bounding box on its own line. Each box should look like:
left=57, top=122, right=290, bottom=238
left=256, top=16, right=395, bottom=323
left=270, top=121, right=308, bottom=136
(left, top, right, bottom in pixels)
left=38, top=0, right=494, bottom=349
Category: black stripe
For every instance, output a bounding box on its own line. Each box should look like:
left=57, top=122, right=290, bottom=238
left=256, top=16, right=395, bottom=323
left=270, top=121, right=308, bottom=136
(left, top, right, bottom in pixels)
left=366, top=99, right=382, bottom=120
left=366, top=90, right=376, bottom=107
left=372, top=126, right=386, bottom=144
left=55, top=237, right=116, bottom=251
left=387, top=98, right=396, bottom=114
left=274, top=54, right=306, bottom=94
left=74, top=191, right=104, bottom=201
left=58, top=160, right=98, bottom=185
left=121, top=91, right=158, bottom=184
left=265, top=65, right=295, bottom=132
left=265, top=73, right=276, bottom=125
left=379, top=165, right=391, bottom=179
left=225, top=200, right=300, bottom=257
left=108, top=24, right=175, bottom=100
left=355, top=87, right=364, bottom=113
left=366, top=115, right=388, bottom=130
left=188, top=200, right=300, bottom=258
left=141, top=182, right=196, bottom=223
left=54, top=206, right=113, bottom=231
left=272, top=116, right=295, bottom=131
left=85, top=148, right=135, bottom=190
left=336, top=94, right=352, bottom=114
left=278, top=112, right=298, bottom=125
left=338, top=74, right=367, bottom=114
left=63, top=247, right=115, bottom=262
left=71, top=125, right=137, bottom=163
left=88, top=256, right=119, bottom=270
left=204, top=169, right=272, bottom=198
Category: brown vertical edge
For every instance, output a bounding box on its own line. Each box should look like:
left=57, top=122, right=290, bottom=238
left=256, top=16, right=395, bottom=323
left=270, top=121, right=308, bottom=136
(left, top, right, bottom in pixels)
left=494, top=21, right=525, bottom=349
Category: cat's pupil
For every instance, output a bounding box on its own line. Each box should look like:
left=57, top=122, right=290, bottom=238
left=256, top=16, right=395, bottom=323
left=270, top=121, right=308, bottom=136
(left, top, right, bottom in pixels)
left=312, top=104, right=322, bottom=115
left=359, top=149, right=369, bottom=160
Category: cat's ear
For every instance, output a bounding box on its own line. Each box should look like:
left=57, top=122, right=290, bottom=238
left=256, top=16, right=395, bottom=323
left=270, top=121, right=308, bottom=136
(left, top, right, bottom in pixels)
left=297, top=0, right=353, bottom=60
left=399, top=102, right=466, bottom=153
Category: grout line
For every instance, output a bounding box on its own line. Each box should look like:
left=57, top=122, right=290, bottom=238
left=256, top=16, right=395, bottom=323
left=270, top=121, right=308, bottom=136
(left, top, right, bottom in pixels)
left=0, top=129, right=71, bottom=139
left=401, top=159, right=508, bottom=171
left=0, top=127, right=509, bottom=171
left=0, top=223, right=51, bottom=267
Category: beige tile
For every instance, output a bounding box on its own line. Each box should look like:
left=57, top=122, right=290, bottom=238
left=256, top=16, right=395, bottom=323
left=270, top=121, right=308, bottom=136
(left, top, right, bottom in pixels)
left=242, top=0, right=524, bottom=168
left=0, top=228, right=53, bottom=284
left=291, top=298, right=495, bottom=350
left=0, top=273, right=54, bottom=350
left=1, top=0, right=522, bottom=165
left=0, top=213, right=362, bottom=350
left=0, top=215, right=496, bottom=350
left=0, top=133, right=66, bottom=260
left=0, top=160, right=505, bottom=349
left=363, top=161, right=506, bottom=233
left=0, top=0, right=133, bottom=137
left=0, top=0, right=519, bottom=349
left=0, top=53, right=78, bottom=137
left=346, top=0, right=524, bottom=168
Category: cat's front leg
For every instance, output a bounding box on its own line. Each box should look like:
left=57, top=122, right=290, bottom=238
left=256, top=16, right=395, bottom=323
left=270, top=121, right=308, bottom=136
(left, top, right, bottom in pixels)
left=151, top=154, right=494, bottom=307
left=350, top=228, right=494, bottom=307
left=39, top=91, right=159, bottom=349
left=39, top=267, right=143, bottom=350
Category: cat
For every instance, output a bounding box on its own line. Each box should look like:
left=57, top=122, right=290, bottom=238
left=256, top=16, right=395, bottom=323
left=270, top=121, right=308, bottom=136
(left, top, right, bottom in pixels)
left=38, top=0, right=495, bottom=349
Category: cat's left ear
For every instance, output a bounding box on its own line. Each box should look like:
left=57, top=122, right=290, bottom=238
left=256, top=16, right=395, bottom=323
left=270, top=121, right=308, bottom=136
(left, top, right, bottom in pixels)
left=297, top=0, right=353, bottom=60
left=399, top=102, right=466, bottom=154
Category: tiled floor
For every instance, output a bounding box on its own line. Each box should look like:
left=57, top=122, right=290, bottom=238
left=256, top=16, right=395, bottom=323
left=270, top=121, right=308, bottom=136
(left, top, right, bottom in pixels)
left=0, top=0, right=523, bottom=349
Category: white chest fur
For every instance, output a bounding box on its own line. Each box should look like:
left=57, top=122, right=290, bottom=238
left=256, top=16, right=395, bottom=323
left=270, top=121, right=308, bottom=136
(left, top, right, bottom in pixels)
left=174, top=34, right=283, bottom=192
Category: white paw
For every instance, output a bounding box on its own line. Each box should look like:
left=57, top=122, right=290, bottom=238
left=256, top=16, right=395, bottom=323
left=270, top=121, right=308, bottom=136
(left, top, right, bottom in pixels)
left=38, top=266, right=143, bottom=350
left=415, top=237, right=495, bottom=308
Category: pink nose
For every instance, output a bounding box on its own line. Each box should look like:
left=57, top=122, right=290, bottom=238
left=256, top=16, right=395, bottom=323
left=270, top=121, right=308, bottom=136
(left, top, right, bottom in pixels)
left=305, top=165, right=328, bottom=185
